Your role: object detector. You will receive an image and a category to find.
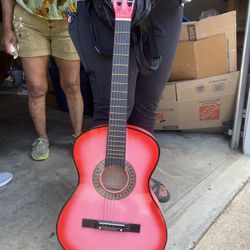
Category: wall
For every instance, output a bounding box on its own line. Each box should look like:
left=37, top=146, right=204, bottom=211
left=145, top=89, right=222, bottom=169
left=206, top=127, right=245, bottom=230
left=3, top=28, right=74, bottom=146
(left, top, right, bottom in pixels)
left=184, top=0, right=228, bottom=21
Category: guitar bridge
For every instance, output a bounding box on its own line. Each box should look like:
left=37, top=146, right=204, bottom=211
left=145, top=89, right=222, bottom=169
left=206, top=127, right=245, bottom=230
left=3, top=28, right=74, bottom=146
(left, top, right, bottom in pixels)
left=82, top=218, right=140, bottom=233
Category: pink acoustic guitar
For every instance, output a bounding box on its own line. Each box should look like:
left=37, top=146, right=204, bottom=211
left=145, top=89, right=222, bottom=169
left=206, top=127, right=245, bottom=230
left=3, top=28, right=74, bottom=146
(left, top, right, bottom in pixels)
left=57, top=0, right=167, bottom=249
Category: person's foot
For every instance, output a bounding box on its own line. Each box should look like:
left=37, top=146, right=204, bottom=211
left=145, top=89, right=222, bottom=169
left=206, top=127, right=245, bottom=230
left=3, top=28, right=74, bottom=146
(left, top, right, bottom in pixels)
left=0, top=172, right=13, bottom=188
left=150, top=178, right=170, bottom=203
left=31, top=138, right=49, bottom=160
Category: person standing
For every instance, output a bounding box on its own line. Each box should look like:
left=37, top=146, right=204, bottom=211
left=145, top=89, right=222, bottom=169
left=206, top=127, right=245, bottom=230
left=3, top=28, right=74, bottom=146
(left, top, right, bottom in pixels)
left=1, top=0, right=84, bottom=160
left=67, top=0, right=184, bottom=202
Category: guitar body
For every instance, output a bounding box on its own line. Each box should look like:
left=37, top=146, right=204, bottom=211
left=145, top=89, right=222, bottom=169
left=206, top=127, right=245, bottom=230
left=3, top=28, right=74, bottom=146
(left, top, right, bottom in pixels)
left=57, top=125, right=167, bottom=250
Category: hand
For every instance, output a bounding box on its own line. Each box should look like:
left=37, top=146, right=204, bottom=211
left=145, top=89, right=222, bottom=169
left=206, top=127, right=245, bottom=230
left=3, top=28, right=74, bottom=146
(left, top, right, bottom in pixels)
left=1, top=28, right=18, bottom=56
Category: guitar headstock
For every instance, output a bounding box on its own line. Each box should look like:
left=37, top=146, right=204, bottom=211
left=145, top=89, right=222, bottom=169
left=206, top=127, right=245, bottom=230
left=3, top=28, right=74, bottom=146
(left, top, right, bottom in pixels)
left=112, top=0, right=135, bottom=20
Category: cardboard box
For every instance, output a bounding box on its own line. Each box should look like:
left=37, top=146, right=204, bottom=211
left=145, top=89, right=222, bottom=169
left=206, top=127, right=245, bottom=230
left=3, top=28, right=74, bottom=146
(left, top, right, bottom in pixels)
left=155, top=72, right=239, bottom=132
left=169, top=34, right=228, bottom=81
left=155, top=103, right=180, bottom=130
left=228, top=0, right=247, bottom=31
left=155, top=84, right=180, bottom=130
left=177, top=71, right=239, bottom=131
left=159, top=82, right=176, bottom=102
left=179, top=11, right=237, bottom=72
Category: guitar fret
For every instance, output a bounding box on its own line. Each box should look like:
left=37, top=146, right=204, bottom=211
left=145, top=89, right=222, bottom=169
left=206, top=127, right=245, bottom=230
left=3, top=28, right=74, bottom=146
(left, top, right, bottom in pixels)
left=107, top=143, right=125, bottom=147
left=111, top=90, right=127, bottom=93
left=109, top=145, right=125, bottom=151
left=109, top=105, right=127, bottom=108
left=108, top=137, right=126, bottom=140
left=111, top=98, right=127, bottom=101
left=107, top=149, right=125, bottom=153
left=115, top=19, right=131, bottom=22
left=112, top=82, right=127, bottom=85
left=108, top=128, right=126, bottom=132
left=115, top=43, right=129, bottom=46
left=108, top=139, right=125, bottom=143
left=112, top=73, right=128, bottom=76
left=111, top=117, right=126, bottom=121
left=110, top=112, right=126, bottom=115
left=109, top=134, right=126, bottom=136
left=116, top=31, right=130, bottom=34
left=113, top=54, right=129, bottom=56
left=106, top=156, right=124, bottom=159
left=109, top=131, right=126, bottom=134
left=109, top=125, right=126, bottom=128
left=113, top=64, right=128, bottom=67
left=113, top=59, right=129, bottom=63
left=109, top=125, right=126, bottom=129
left=109, top=135, right=125, bottom=138
left=108, top=138, right=126, bottom=141
left=107, top=154, right=125, bottom=157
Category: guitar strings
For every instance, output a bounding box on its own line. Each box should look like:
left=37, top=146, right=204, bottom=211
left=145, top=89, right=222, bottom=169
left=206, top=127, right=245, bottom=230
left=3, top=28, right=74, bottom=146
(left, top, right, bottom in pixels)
left=109, top=18, right=122, bottom=221
left=104, top=19, right=131, bottom=221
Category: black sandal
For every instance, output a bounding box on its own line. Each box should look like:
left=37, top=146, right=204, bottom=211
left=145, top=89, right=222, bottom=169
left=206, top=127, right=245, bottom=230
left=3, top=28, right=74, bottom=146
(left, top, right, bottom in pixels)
left=150, top=178, right=170, bottom=203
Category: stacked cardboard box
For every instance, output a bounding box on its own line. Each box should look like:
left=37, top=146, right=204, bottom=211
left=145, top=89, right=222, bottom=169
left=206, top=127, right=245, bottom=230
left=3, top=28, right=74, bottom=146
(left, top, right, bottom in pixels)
left=155, top=72, right=239, bottom=132
left=169, top=34, right=228, bottom=81
left=170, top=11, right=237, bottom=80
left=156, top=84, right=180, bottom=130
left=155, top=11, right=239, bottom=132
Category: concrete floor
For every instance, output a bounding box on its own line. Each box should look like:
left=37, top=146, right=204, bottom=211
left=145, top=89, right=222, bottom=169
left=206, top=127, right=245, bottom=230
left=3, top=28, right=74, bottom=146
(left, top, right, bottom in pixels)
left=194, top=182, right=250, bottom=250
left=0, top=94, right=250, bottom=250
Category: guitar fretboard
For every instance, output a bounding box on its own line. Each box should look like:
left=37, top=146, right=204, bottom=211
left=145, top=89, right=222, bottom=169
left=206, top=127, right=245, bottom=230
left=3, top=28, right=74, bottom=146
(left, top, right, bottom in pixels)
left=105, top=19, right=131, bottom=168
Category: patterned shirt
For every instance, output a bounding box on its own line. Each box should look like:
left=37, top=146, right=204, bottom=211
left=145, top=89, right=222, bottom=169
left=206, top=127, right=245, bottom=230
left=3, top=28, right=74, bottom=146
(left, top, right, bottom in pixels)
left=16, top=0, right=77, bottom=20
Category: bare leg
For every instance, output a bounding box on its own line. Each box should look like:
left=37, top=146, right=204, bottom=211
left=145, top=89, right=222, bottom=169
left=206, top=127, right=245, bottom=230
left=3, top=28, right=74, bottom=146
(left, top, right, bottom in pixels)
left=54, top=58, right=83, bottom=137
left=21, top=56, right=50, bottom=139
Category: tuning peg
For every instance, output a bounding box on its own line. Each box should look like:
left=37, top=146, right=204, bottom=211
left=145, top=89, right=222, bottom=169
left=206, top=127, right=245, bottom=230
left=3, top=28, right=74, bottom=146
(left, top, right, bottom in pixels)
left=127, top=0, right=133, bottom=6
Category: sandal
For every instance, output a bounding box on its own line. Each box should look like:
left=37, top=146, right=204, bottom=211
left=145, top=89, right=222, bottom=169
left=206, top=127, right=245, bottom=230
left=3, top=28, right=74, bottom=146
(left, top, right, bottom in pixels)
left=150, top=178, right=170, bottom=203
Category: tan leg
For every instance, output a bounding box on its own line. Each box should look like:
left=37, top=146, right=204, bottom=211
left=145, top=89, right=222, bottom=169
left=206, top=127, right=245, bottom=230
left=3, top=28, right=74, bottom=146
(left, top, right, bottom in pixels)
left=21, top=56, right=50, bottom=139
left=54, top=58, right=83, bottom=137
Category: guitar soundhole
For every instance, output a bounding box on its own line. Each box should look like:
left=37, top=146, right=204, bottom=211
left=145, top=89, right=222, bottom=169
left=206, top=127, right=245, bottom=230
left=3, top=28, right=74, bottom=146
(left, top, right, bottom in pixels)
left=101, top=165, right=128, bottom=193
left=93, top=160, right=136, bottom=200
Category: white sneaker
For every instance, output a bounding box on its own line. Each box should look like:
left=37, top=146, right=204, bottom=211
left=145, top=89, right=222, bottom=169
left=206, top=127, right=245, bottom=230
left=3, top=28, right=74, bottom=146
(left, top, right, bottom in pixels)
left=0, top=172, right=13, bottom=188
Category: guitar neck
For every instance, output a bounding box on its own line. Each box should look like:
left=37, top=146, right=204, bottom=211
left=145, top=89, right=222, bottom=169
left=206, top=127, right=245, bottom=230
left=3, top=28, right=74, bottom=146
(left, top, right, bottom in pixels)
left=106, top=19, right=132, bottom=168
